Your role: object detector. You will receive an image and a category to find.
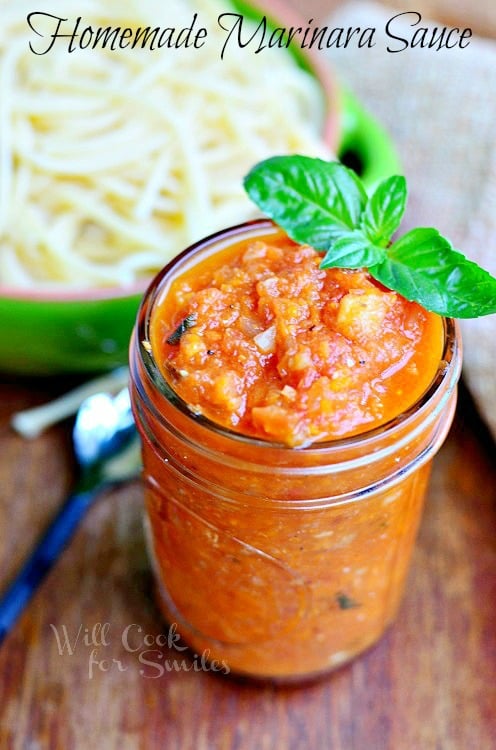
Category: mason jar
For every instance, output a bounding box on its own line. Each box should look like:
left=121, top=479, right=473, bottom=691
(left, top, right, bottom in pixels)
left=129, top=220, right=461, bottom=681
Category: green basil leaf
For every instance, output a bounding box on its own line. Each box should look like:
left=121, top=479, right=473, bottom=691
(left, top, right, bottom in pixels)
left=361, top=175, right=407, bottom=246
left=320, top=230, right=386, bottom=269
left=243, top=156, right=496, bottom=318
left=370, top=228, right=496, bottom=317
left=243, top=155, right=367, bottom=250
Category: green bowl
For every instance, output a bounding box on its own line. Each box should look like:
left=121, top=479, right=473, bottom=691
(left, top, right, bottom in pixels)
left=0, top=2, right=399, bottom=376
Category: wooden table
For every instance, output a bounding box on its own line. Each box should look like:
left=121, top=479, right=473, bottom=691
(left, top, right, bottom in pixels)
left=0, top=378, right=495, bottom=749
left=1, top=1, right=496, bottom=747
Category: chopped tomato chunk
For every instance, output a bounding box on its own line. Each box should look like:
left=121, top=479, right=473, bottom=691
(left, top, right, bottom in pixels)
left=151, top=230, right=444, bottom=446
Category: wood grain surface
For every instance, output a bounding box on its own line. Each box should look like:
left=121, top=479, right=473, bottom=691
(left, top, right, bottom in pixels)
left=1, top=1, right=496, bottom=748
left=0, top=378, right=495, bottom=750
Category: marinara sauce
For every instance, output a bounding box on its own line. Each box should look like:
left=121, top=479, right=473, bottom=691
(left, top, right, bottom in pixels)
left=130, top=220, right=461, bottom=680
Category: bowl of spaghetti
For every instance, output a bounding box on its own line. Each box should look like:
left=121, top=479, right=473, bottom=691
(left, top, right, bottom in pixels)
left=0, top=0, right=398, bottom=374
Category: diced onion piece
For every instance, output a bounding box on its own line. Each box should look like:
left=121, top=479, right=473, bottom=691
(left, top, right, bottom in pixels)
left=253, top=325, right=277, bottom=354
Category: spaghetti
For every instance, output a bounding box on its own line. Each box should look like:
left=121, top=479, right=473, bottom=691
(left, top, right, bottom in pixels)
left=0, top=0, right=330, bottom=289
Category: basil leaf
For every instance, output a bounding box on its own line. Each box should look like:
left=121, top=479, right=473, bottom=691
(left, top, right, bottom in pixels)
left=243, top=156, right=496, bottom=318
left=336, top=592, right=360, bottom=610
left=243, top=155, right=367, bottom=250
left=361, top=175, right=407, bottom=246
left=320, top=229, right=386, bottom=269
left=370, top=228, right=496, bottom=317
left=166, top=313, right=198, bottom=344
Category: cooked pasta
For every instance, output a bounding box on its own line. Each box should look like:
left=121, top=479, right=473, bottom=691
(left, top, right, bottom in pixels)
left=0, top=0, right=331, bottom=289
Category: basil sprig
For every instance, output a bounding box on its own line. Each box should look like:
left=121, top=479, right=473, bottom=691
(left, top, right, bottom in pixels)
left=243, top=155, right=496, bottom=318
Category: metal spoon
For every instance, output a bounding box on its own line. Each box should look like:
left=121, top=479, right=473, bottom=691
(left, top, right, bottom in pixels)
left=0, top=387, right=141, bottom=646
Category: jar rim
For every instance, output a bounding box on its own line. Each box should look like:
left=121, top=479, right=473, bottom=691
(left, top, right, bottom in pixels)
left=135, top=218, right=462, bottom=455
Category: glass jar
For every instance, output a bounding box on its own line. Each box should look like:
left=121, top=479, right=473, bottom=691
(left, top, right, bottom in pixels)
left=129, top=220, right=462, bottom=681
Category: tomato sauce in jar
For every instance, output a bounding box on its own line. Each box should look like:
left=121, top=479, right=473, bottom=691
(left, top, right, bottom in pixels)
left=130, top=219, right=461, bottom=680
left=150, top=226, right=444, bottom=446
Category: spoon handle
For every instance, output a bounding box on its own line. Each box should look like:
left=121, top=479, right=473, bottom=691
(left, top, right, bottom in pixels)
left=0, top=488, right=99, bottom=647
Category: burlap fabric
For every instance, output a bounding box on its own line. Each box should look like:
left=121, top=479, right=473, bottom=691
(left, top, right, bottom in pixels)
left=326, top=1, right=496, bottom=439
